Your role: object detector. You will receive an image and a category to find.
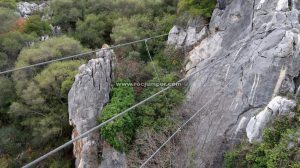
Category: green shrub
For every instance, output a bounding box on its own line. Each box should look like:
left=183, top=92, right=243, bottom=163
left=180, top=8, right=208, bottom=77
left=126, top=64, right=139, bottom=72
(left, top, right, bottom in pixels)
left=178, top=0, right=217, bottom=18
left=0, top=0, right=16, bottom=9
left=0, top=52, right=7, bottom=67
left=0, top=126, right=29, bottom=155
left=75, top=13, right=113, bottom=48
left=24, top=15, right=51, bottom=36
left=0, top=7, right=18, bottom=33
left=99, top=80, right=136, bottom=151
left=225, top=115, right=300, bottom=168
left=0, top=77, right=15, bottom=125
left=135, top=74, right=184, bottom=128
left=50, top=0, right=84, bottom=31
left=0, top=31, right=35, bottom=66
left=13, top=36, right=86, bottom=95
left=156, top=46, right=185, bottom=72
left=224, top=150, right=240, bottom=168
left=9, top=60, right=84, bottom=144
left=4, top=37, right=87, bottom=167
left=291, top=162, right=300, bottom=168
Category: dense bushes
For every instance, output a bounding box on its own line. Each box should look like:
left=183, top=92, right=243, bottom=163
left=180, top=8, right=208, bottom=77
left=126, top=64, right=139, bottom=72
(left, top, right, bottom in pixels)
left=100, top=44, right=185, bottom=152
left=0, top=0, right=219, bottom=166
left=99, top=75, right=185, bottom=152
left=0, top=37, right=87, bottom=166
left=99, top=80, right=136, bottom=151
left=50, top=0, right=178, bottom=48
left=0, top=0, right=16, bottom=9
left=23, top=15, right=51, bottom=36
left=0, top=7, right=18, bottom=33
left=135, top=74, right=185, bottom=128
left=0, top=31, right=35, bottom=70
left=0, top=77, right=15, bottom=126
left=178, top=0, right=217, bottom=18
left=225, top=111, right=300, bottom=168
left=97, top=22, right=186, bottom=152
left=75, top=14, right=113, bottom=48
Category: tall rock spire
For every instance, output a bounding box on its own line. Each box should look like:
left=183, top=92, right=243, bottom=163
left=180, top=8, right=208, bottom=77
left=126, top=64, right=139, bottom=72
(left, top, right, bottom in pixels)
left=68, top=49, right=113, bottom=167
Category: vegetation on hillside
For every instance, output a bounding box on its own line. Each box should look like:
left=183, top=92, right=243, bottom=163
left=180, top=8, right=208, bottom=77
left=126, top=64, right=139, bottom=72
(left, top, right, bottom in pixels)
left=225, top=106, right=300, bottom=168
left=0, top=0, right=217, bottom=167
left=178, top=0, right=217, bottom=18
left=99, top=80, right=136, bottom=152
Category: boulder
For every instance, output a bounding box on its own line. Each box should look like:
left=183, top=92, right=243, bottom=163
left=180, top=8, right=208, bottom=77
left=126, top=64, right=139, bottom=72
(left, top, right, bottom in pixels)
left=246, top=96, right=296, bottom=143
left=17, top=2, right=48, bottom=18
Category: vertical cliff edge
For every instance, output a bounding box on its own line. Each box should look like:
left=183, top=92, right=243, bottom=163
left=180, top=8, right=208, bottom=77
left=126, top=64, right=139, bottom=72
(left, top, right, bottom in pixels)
left=67, top=0, right=300, bottom=167
left=68, top=49, right=113, bottom=168
left=170, top=0, right=300, bottom=167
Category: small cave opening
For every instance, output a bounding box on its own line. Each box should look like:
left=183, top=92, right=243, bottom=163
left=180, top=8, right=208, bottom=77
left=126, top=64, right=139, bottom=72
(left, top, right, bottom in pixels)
left=288, top=0, right=293, bottom=10
left=218, top=0, right=226, bottom=10
left=293, top=72, right=300, bottom=95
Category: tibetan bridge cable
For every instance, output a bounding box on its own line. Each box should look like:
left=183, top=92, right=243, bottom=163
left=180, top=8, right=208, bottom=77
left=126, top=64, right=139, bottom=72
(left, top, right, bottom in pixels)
left=0, top=33, right=169, bottom=75
left=22, top=56, right=225, bottom=168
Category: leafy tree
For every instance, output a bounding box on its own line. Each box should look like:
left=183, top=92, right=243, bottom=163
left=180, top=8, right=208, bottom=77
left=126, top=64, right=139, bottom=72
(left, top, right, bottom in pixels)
left=0, top=31, right=35, bottom=69
left=13, top=36, right=86, bottom=95
left=115, top=56, right=149, bottom=82
left=0, top=126, right=29, bottom=156
left=50, top=0, right=85, bottom=31
left=136, top=74, right=184, bottom=128
left=99, top=80, right=136, bottom=151
left=24, top=15, right=52, bottom=36
left=50, top=0, right=178, bottom=48
left=178, top=0, right=217, bottom=18
left=86, top=0, right=178, bottom=17
left=111, top=14, right=152, bottom=43
left=156, top=46, right=185, bottom=72
left=0, top=77, right=15, bottom=125
left=155, top=13, right=177, bottom=34
left=75, top=14, right=113, bottom=48
left=0, top=52, right=7, bottom=67
left=10, top=60, right=84, bottom=143
left=0, top=0, right=16, bottom=9
left=0, top=7, right=18, bottom=34
left=6, top=37, right=87, bottom=166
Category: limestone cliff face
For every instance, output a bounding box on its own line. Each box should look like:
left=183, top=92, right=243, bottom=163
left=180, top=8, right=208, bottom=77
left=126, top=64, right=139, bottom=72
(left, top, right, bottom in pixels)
left=68, top=49, right=113, bottom=168
left=167, top=17, right=208, bottom=50
left=67, top=0, right=300, bottom=167
left=171, top=0, right=300, bottom=167
left=246, top=96, right=296, bottom=143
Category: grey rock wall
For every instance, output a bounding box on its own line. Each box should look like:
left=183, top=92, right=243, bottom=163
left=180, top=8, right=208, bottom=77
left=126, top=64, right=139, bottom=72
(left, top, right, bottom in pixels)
left=174, top=0, right=300, bottom=167
left=167, top=17, right=208, bottom=50
left=99, top=142, right=127, bottom=168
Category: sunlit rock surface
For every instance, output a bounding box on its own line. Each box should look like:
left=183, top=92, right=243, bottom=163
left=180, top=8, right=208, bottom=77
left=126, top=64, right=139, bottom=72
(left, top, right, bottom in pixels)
left=246, top=96, right=296, bottom=143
